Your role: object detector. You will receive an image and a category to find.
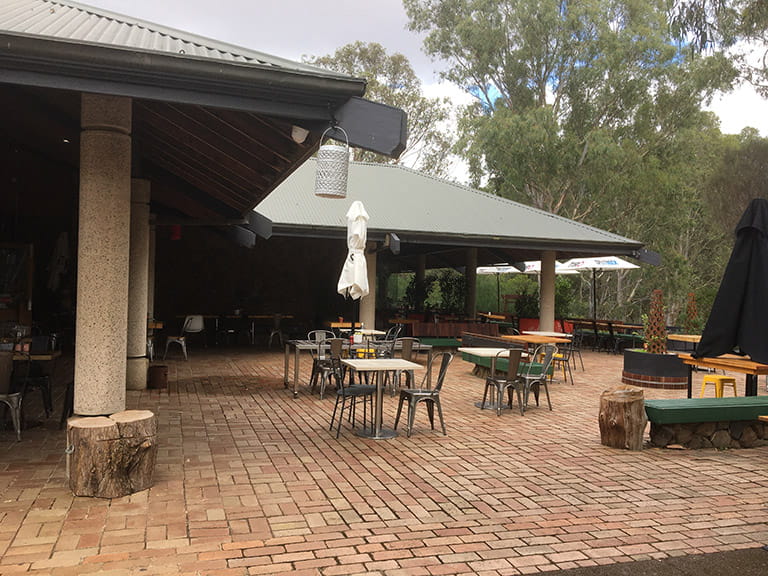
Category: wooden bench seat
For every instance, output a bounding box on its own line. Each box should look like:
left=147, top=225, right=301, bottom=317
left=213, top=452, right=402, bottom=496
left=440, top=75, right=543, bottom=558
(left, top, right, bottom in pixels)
left=644, top=397, right=768, bottom=448
left=645, top=397, right=768, bottom=424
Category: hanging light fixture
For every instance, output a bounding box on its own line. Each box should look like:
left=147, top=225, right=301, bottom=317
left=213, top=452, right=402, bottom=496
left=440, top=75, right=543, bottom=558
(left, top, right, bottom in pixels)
left=314, top=126, right=349, bottom=199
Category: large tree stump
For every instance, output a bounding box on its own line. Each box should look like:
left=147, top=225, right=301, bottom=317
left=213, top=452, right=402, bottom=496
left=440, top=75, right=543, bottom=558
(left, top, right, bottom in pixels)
left=598, top=386, right=647, bottom=450
left=67, top=410, right=157, bottom=498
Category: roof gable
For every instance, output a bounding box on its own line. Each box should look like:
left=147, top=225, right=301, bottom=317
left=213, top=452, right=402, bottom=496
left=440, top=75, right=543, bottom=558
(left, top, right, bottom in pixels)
left=257, top=160, right=641, bottom=256
left=0, top=0, right=350, bottom=77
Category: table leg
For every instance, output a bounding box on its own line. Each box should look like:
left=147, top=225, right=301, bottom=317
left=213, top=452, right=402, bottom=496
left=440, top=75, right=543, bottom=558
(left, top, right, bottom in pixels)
left=283, top=342, right=290, bottom=388
left=474, top=357, right=510, bottom=411
left=293, top=346, right=300, bottom=399
left=686, top=366, right=693, bottom=398
left=746, top=374, right=758, bottom=397
left=427, top=349, right=433, bottom=388
left=357, top=370, right=397, bottom=439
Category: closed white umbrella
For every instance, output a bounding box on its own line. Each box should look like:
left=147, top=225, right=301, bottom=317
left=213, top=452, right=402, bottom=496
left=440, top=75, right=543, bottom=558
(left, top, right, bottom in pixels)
left=337, top=201, right=369, bottom=300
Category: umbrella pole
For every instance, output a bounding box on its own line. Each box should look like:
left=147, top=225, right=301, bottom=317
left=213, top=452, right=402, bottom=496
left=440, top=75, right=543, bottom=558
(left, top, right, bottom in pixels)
left=592, top=269, right=597, bottom=319
left=496, top=273, right=501, bottom=314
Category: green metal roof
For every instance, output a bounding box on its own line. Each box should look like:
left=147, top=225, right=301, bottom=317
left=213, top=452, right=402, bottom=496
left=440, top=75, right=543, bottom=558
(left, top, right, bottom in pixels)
left=256, top=160, right=643, bottom=265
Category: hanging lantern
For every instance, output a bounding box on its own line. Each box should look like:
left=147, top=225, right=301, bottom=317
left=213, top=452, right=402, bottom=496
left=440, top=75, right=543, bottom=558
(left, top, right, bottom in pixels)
left=314, top=126, right=349, bottom=199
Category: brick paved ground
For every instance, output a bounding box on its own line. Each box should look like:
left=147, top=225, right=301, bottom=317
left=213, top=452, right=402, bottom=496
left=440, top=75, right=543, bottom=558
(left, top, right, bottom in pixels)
left=0, top=347, right=767, bottom=575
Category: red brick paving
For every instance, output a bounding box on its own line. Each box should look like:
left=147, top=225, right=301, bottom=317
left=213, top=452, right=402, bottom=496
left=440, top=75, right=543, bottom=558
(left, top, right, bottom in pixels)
left=0, top=348, right=766, bottom=574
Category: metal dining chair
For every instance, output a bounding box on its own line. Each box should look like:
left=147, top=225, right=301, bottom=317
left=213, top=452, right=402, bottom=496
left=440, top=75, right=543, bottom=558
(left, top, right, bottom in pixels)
left=482, top=348, right=524, bottom=416
left=520, top=344, right=557, bottom=412
left=164, top=315, right=204, bottom=360
left=0, top=351, right=22, bottom=441
left=309, top=338, right=345, bottom=399
left=394, top=352, right=454, bottom=437
left=390, top=337, right=420, bottom=395
left=329, top=356, right=375, bottom=438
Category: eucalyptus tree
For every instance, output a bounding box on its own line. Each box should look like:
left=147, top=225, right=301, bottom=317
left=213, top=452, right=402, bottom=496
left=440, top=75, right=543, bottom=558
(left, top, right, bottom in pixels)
left=671, top=0, right=768, bottom=94
left=305, top=42, right=456, bottom=178
left=405, top=0, right=734, bottom=215
left=404, top=0, right=737, bottom=321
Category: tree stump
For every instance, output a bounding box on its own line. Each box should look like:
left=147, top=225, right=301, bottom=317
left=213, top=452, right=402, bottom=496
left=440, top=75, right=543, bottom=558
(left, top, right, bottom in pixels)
left=598, top=386, right=647, bottom=450
left=67, top=410, right=157, bottom=498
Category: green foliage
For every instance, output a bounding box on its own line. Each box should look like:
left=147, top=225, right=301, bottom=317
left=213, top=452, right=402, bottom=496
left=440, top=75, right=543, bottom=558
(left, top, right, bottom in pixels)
left=515, top=291, right=539, bottom=318
left=671, top=1, right=768, bottom=96
left=403, top=0, right=748, bottom=327
left=404, top=274, right=431, bottom=313
left=430, top=269, right=467, bottom=314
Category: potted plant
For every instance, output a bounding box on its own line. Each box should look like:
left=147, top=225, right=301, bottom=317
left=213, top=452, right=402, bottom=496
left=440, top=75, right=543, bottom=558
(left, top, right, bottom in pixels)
left=515, top=290, right=540, bottom=332
left=622, top=290, right=687, bottom=389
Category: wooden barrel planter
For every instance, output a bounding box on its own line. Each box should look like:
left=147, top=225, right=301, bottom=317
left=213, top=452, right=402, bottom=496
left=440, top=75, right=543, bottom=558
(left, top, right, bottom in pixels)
left=621, top=348, right=687, bottom=390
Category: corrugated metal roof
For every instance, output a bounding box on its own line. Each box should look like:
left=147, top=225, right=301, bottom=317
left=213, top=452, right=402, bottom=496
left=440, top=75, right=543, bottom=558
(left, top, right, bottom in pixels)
left=0, top=0, right=349, bottom=77
left=257, top=160, right=640, bottom=249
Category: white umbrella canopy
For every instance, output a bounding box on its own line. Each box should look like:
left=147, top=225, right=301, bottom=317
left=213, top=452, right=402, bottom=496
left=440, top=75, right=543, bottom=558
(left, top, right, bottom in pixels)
left=337, top=200, right=369, bottom=300
left=476, top=265, right=521, bottom=275
left=476, top=262, right=576, bottom=314
left=519, top=261, right=579, bottom=275
left=476, top=261, right=578, bottom=275
left=560, top=256, right=639, bottom=318
left=560, top=256, right=639, bottom=272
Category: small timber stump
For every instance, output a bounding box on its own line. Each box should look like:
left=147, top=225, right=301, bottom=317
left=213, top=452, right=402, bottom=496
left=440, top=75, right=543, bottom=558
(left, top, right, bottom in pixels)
left=67, top=410, right=157, bottom=498
left=598, top=386, right=647, bottom=451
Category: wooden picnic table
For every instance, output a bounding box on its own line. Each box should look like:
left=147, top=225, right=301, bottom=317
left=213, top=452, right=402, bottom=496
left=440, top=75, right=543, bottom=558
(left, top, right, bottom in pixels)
left=478, top=312, right=506, bottom=321
left=668, top=334, right=702, bottom=343
left=678, top=353, right=768, bottom=397
left=501, top=334, right=572, bottom=346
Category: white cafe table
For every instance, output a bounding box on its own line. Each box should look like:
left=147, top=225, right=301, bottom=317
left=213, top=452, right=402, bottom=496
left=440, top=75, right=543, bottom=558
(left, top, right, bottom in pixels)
left=457, top=347, right=527, bottom=410
left=341, top=358, right=421, bottom=439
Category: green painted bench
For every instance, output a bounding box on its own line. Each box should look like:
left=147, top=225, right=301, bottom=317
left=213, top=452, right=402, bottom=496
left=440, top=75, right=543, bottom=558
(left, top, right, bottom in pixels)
left=645, top=397, right=768, bottom=448
left=460, top=351, right=552, bottom=377
left=644, top=397, right=768, bottom=424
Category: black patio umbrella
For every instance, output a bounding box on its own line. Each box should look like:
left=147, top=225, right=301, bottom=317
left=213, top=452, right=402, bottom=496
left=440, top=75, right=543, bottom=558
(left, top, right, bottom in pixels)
left=693, top=198, right=768, bottom=385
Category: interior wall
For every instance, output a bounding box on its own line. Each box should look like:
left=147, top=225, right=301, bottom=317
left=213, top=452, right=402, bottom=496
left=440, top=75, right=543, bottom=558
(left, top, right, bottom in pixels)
left=154, top=228, right=352, bottom=336
left=0, top=140, right=78, bottom=338
left=1, top=138, right=370, bottom=341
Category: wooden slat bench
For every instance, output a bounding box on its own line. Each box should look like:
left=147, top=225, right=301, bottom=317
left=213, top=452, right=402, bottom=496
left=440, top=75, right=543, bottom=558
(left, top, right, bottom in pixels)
left=644, top=397, right=768, bottom=448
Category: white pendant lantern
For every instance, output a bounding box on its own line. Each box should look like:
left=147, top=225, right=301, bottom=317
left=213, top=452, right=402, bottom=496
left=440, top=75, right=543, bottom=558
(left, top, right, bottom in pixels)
left=314, top=126, right=349, bottom=199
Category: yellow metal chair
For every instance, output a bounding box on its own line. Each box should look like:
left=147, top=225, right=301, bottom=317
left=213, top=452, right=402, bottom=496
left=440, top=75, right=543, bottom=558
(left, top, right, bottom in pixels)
left=700, top=374, right=737, bottom=398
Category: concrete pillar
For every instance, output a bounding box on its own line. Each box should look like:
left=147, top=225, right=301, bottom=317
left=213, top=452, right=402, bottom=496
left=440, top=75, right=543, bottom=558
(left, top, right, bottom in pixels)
left=74, top=94, right=132, bottom=415
left=539, top=250, right=556, bottom=332
left=360, top=245, right=376, bottom=328
left=126, top=179, right=151, bottom=390
left=465, top=247, right=478, bottom=318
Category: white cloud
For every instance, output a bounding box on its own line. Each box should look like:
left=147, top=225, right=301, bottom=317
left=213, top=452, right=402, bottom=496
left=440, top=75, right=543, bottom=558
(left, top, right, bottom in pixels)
left=705, top=84, right=768, bottom=136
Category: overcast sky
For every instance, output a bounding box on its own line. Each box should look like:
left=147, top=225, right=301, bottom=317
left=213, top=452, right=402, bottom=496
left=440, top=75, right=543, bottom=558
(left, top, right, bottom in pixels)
left=85, top=0, right=767, bottom=136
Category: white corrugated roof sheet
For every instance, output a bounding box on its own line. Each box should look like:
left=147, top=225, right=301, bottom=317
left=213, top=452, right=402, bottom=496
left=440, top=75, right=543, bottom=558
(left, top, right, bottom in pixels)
left=0, top=0, right=348, bottom=76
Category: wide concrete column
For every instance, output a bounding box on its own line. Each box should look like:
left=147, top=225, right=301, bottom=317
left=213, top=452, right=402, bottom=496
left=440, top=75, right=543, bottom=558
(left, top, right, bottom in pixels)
left=126, top=179, right=151, bottom=390
left=464, top=247, right=478, bottom=318
left=360, top=245, right=377, bottom=328
left=74, top=94, right=132, bottom=415
left=539, top=250, right=556, bottom=332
